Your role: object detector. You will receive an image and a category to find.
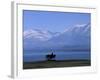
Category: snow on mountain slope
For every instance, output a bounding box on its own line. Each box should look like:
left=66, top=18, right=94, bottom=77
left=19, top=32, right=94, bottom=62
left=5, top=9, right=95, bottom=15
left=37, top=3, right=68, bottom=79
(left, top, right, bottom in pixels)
left=24, top=29, right=60, bottom=41
left=63, top=23, right=90, bottom=35
left=24, top=29, right=52, bottom=41
left=24, top=23, right=90, bottom=50
left=48, top=23, right=90, bottom=43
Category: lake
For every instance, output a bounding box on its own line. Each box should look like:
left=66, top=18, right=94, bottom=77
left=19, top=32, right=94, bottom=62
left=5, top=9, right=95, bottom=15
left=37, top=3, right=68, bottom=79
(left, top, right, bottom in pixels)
left=23, top=50, right=90, bottom=62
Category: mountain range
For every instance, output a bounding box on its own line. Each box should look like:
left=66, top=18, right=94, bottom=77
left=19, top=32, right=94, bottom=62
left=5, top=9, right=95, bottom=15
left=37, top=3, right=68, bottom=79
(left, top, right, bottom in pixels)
left=23, top=23, right=90, bottom=51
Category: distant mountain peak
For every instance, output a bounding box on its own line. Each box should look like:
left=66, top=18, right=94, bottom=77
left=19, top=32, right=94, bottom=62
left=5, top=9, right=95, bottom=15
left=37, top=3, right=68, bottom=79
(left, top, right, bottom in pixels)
left=75, top=24, right=87, bottom=28
left=62, top=23, right=90, bottom=34
left=24, top=23, right=90, bottom=50
left=24, top=29, right=60, bottom=41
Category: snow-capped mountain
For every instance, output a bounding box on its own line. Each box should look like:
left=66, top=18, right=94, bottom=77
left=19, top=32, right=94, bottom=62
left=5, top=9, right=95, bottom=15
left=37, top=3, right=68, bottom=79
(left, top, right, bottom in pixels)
left=24, top=23, right=90, bottom=50
left=23, top=29, right=60, bottom=49
left=24, top=29, right=60, bottom=41
left=62, top=23, right=90, bottom=35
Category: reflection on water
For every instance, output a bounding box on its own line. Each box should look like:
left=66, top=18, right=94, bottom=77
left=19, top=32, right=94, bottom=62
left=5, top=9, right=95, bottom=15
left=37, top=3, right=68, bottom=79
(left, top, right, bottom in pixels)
left=23, top=50, right=90, bottom=62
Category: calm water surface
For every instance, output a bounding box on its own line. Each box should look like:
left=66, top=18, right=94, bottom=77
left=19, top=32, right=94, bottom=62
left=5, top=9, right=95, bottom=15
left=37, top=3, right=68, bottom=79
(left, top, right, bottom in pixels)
left=23, top=50, right=90, bottom=62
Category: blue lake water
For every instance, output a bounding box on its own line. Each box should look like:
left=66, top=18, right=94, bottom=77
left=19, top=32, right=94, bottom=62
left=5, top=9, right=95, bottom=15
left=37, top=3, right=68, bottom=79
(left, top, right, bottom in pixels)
left=23, top=51, right=90, bottom=62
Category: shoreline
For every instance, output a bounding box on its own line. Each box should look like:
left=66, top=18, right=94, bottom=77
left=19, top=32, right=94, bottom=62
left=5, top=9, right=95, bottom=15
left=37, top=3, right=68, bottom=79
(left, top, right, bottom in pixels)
left=23, top=60, right=91, bottom=69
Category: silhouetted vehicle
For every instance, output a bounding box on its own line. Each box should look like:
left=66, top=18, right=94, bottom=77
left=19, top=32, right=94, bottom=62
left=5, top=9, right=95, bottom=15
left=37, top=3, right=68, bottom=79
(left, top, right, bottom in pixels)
left=46, top=52, right=56, bottom=61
